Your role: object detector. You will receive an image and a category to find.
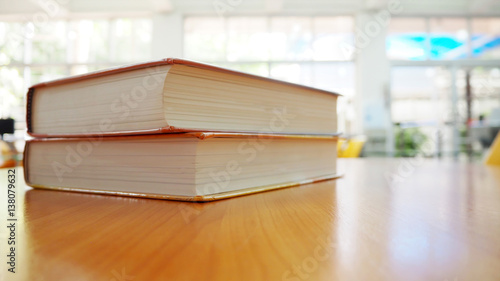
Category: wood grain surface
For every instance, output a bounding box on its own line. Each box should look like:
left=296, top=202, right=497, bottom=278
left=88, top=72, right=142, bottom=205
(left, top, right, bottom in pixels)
left=1, top=158, right=500, bottom=281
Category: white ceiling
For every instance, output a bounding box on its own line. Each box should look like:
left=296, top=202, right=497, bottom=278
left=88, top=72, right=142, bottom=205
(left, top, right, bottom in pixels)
left=0, top=0, right=499, bottom=18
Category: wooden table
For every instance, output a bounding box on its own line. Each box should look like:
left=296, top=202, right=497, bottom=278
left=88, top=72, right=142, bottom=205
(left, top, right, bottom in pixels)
left=1, top=158, right=500, bottom=281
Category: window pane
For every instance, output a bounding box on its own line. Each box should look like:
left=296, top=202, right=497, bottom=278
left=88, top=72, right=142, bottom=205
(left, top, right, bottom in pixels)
left=387, top=18, right=427, bottom=60
left=218, top=63, right=269, bottom=77
left=70, top=65, right=90, bottom=75
left=31, top=21, right=67, bottom=63
left=0, top=67, right=25, bottom=151
left=110, top=18, right=151, bottom=63
left=391, top=67, right=451, bottom=123
left=270, top=17, right=313, bottom=61
left=68, top=20, right=110, bottom=64
left=133, top=19, right=153, bottom=61
left=70, top=64, right=121, bottom=76
left=471, top=67, right=500, bottom=100
left=226, top=17, right=269, bottom=61
left=0, top=22, right=25, bottom=64
left=313, top=62, right=355, bottom=134
left=183, top=16, right=355, bottom=62
left=391, top=66, right=453, bottom=155
left=184, top=17, right=226, bottom=61
left=0, top=67, right=24, bottom=117
left=30, top=66, right=67, bottom=85
left=112, top=19, right=132, bottom=62
left=270, top=63, right=313, bottom=86
left=429, top=18, right=468, bottom=60
left=471, top=68, right=500, bottom=123
left=313, top=62, right=354, bottom=94
left=457, top=67, right=500, bottom=123
left=312, top=17, right=354, bottom=61
left=471, top=18, right=500, bottom=59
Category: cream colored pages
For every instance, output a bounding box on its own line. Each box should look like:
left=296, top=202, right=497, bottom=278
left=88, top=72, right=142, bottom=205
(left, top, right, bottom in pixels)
left=164, top=65, right=338, bottom=134
left=26, top=136, right=337, bottom=198
left=32, top=65, right=171, bottom=135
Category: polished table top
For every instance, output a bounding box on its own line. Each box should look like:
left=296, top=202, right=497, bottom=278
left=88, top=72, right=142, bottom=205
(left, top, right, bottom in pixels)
left=1, top=158, right=500, bottom=281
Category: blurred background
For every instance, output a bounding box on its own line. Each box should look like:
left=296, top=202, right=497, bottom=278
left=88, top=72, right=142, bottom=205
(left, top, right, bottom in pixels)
left=1, top=0, right=500, bottom=163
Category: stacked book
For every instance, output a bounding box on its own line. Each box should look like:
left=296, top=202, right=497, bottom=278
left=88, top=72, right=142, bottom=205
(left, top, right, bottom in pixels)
left=23, top=58, right=341, bottom=201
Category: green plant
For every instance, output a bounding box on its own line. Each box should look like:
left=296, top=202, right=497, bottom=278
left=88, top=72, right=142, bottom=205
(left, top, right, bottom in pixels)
left=394, top=125, right=428, bottom=157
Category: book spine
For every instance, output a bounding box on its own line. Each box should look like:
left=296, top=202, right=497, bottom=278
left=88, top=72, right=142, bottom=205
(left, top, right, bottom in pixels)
left=22, top=141, right=31, bottom=185
left=26, top=88, right=35, bottom=134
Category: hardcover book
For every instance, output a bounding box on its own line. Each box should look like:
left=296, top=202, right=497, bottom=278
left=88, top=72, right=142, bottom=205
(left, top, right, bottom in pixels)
left=26, top=58, right=339, bottom=137
left=24, top=132, right=340, bottom=202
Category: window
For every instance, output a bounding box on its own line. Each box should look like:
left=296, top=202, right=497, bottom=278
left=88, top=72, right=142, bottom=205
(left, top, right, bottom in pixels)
left=185, top=16, right=353, bottom=63
left=429, top=18, right=468, bottom=60
left=471, top=18, right=500, bottom=59
left=387, top=17, right=500, bottom=61
left=391, top=66, right=451, bottom=124
left=387, top=18, right=427, bottom=60
left=184, top=16, right=356, bottom=134
left=390, top=66, right=453, bottom=156
left=387, top=16, right=500, bottom=158
left=456, top=67, right=500, bottom=125
left=0, top=17, right=153, bottom=149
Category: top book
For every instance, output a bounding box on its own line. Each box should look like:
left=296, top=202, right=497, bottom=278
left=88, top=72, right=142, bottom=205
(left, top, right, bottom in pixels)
left=27, top=58, right=339, bottom=137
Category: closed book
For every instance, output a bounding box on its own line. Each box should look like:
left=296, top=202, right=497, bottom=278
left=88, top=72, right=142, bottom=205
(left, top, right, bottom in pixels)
left=26, top=58, right=339, bottom=137
left=24, top=132, right=340, bottom=202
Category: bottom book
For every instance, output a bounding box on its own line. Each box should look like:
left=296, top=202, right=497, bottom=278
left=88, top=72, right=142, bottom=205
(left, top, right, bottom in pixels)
left=24, top=132, right=340, bottom=202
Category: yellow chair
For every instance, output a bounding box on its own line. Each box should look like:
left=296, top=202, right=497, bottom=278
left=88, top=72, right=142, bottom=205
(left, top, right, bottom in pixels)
left=485, top=131, right=500, bottom=166
left=337, top=137, right=366, bottom=158
left=0, top=140, right=18, bottom=168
